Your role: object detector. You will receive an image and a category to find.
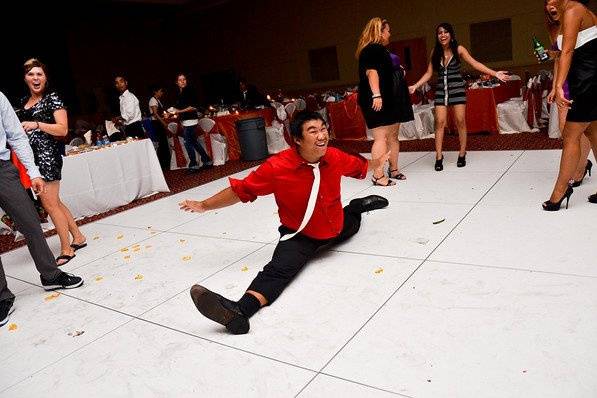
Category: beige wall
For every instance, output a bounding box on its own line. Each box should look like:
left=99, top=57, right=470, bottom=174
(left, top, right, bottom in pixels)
left=182, top=0, right=595, bottom=93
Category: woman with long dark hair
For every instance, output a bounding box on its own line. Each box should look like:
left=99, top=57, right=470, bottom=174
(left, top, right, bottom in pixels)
left=543, top=0, right=597, bottom=210
left=356, top=17, right=414, bottom=186
left=409, top=23, right=508, bottom=171
left=18, top=59, right=86, bottom=265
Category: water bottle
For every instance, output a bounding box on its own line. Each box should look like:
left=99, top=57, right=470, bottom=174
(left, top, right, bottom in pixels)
left=533, top=36, right=550, bottom=63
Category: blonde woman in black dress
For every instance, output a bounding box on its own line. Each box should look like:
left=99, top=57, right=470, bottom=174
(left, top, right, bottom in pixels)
left=356, top=18, right=414, bottom=186
left=19, top=59, right=86, bottom=265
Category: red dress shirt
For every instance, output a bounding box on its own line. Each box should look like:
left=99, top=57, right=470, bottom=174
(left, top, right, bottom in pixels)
left=229, top=147, right=368, bottom=240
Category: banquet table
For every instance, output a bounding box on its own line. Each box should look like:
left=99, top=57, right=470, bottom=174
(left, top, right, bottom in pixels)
left=0, top=139, right=169, bottom=233
left=447, top=80, right=522, bottom=134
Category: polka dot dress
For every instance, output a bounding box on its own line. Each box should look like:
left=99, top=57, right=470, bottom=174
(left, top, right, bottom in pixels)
left=17, top=92, right=65, bottom=181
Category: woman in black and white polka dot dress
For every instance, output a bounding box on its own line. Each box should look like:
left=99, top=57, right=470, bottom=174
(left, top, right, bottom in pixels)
left=17, top=59, right=86, bottom=266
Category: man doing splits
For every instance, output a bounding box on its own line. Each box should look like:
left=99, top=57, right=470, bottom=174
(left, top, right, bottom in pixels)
left=180, top=111, right=390, bottom=334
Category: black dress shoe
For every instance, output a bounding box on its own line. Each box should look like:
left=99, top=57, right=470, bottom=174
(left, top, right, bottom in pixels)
left=588, top=193, right=597, bottom=203
left=190, top=285, right=249, bottom=334
left=349, top=195, right=389, bottom=213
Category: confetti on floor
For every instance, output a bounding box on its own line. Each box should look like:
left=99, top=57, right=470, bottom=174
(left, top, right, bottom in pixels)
left=124, top=255, right=131, bottom=260
left=44, top=292, right=61, bottom=302
left=241, top=266, right=249, bottom=272
left=68, top=330, right=85, bottom=337
left=120, top=248, right=129, bottom=252
left=179, top=239, right=186, bottom=244
left=95, top=276, right=104, bottom=282
left=92, top=236, right=100, bottom=240
left=415, top=237, right=430, bottom=245
left=134, top=274, right=144, bottom=280
left=150, top=231, right=157, bottom=235
left=182, top=255, right=192, bottom=262
left=8, top=323, right=17, bottom=331
left=374, top=267, right=384, bottom=274
left=116, top=234, right=124, bottom=240
left=433, top=218, right=446, bottom=225
left=145, top=245, right=152, bottom=249
left=133, top=247, right=141, bottom=252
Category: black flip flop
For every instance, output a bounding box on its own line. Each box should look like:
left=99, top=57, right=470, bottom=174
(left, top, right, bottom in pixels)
left=70, top=242, right=87, bottom=251
left=56, top=254, right=76, bottom=266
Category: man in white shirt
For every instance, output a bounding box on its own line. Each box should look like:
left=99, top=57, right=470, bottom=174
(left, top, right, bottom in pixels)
left=114, top=76, right=144, bottom=139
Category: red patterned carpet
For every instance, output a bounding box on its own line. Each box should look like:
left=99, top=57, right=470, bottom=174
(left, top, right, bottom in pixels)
left=0, top=132, right=561, bottom=254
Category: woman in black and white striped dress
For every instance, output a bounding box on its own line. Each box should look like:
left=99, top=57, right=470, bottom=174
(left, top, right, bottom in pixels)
left=409, top=23, right=508, bottom=171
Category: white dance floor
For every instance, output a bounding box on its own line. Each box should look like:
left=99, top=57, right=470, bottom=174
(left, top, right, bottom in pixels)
left=1, top=150, right=596, bottom=398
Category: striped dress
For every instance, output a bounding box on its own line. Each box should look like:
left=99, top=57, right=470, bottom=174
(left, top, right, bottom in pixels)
left=434, top=55, right=467, bottom=106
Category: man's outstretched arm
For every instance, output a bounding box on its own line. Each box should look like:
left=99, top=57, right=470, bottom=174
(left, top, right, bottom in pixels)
left=179, top=187, right=241, bottom=213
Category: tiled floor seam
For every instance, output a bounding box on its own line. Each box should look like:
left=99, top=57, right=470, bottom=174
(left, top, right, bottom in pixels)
left=294, top=150, right=527, bottom=395
left=425, top=259, right=597, bottom=279
left=302, top=373, right=415, bottom=398
left=0, top=317, right=137, bottom=394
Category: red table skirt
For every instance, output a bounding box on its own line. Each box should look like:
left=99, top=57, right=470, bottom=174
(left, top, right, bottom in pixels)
left=447, top=88, right=499, bottom=134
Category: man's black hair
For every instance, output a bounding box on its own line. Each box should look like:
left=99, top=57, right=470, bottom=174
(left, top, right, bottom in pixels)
left=290, top=111, right=326, bottom=140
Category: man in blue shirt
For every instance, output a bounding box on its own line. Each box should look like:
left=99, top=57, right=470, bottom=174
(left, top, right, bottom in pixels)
left=0, top=92, right=84, bottom=328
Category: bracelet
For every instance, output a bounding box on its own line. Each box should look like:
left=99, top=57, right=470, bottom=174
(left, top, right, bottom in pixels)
left=372, top=94, right=382, bottom=99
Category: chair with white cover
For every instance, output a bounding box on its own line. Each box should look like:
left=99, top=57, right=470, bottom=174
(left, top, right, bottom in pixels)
left=284, top=102, right=297, bottom=120
left=271, top=101, right=287, bottom=121
left=548, top=102, right=561, bottom=138
left=197, top=117, right=227, bottom=166
left=413, top=104, right=435, bottom=138
left=167, top=122, right=189, bottom=170
left=497, top=98, right=536, bottom=134
left=295, top=98, right=306, bottom=111
left=266, top=121, right=290, bottom=154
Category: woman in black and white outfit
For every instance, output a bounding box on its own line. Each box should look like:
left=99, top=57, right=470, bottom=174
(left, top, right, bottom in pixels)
left=18, top=59, right=86, bottom=266
left=409, top=23, right=508, bottom=171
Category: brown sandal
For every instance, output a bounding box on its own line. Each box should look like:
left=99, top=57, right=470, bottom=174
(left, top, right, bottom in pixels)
left=388, top=168, right=406, bottom=180
left=371, top=175, right=396, bottom=186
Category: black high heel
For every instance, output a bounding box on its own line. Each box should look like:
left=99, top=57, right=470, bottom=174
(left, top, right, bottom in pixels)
left=571, top=159, right=592, bottom=187
left=542, top=185, right=573, bottom=211
left=457, top=152, right=466, bottom=168
left=588, top=193, right=597, bottom=203
left=434, top=156, right=444, bottom=171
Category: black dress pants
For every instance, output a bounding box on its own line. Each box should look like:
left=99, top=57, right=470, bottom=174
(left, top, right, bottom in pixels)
left=247, top=204, right=362, bottom=303
left=151, top=120, right=171, bottom=170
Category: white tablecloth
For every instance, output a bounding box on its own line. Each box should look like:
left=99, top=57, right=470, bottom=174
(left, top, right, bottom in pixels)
left=1, top=139, right=169, bottom=233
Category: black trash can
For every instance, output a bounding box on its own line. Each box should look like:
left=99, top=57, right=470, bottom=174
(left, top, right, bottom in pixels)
left=236, top=117, right=268, bottom=161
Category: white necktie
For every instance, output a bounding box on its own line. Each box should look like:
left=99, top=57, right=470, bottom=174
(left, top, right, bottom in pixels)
left=280, top=162, right=320, bottom=241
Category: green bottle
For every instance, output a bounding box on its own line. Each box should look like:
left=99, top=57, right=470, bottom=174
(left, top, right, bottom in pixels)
left=533, top=36, right=550, bottom=63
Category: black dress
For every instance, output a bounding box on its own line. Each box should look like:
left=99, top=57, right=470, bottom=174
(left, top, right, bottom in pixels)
left=566, top=26, right=597, bottom=122
left=17, top=92, right=65, bottom=181
left=358, top=43, right=412, bottom=128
